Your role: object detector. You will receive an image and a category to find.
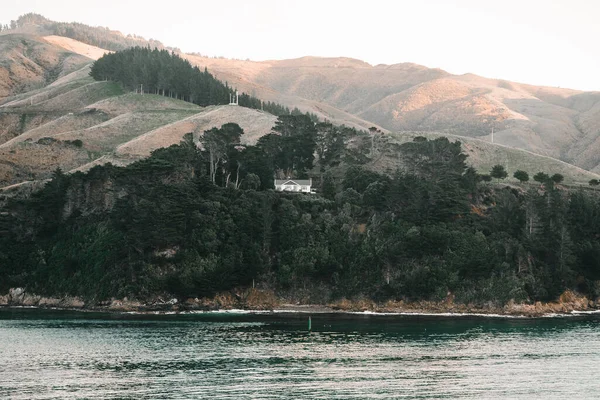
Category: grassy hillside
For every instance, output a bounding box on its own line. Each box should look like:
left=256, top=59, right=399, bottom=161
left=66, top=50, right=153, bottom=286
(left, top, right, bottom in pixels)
left=3, top=13, right=174, bottom=52
left=0, top=33, right=91, bottom=99
left=116, top=105, right=278, bottom=158
left=1, top=26, right=599, bottom=189
left=0, top=88, right=281, bottom=186
left=180, top=55, right=600, bottom=172
left=379, top=131, right=600, bottom=184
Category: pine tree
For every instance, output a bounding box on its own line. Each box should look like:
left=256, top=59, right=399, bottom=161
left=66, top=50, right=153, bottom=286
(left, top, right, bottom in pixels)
left=490, top=165, right=508, bottom=181
left=513, top=170, right=529, bottom=182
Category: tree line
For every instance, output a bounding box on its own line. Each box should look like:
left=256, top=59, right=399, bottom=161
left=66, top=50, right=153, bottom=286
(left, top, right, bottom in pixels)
left=89, top=46, right=318, bottom=120
left=4, top=13, right=175, bottom=52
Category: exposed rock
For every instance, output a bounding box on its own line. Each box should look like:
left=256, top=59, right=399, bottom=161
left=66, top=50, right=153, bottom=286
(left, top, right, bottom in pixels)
left=38, top=297, right=61, bottom=307
left=184, top=298, right=202, bottom=309
left=60, top=297, right=84, bottom=308
left=108, top=298, right=142, bottom=311
left=244, top=289, right=279, bottom=310
left=8, top=288, right=25, bottom=304
left=108, top=299, right=124, bottom=310
left=0, top=294, right=8, bottom=306
left=154, top=247, right=180, bottom=259
left=22, top=294, right=41, bottom=306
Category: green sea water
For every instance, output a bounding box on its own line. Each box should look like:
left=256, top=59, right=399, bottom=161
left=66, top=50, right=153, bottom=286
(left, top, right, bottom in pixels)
left=1, top=308, right=599, bottom=399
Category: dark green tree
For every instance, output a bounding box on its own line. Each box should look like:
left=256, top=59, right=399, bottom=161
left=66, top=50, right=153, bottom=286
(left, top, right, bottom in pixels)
left=534, top=172, right=550, bottom=184
left=513, top=170, right=529, bottom=182
left=315, top=122, right=345, bottom=174
left=551, top=173, right=564, bottom=184
left=322, top=171, right=337, bottom=200
left=263, top=115, right=317, bottom=177
left=201, top=123, right=244, bottom=184
left=490, top=165, right=508, bottom=181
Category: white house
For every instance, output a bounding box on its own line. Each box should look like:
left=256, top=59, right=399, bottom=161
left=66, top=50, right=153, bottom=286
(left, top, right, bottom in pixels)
left=274, top=178, right=313, bottom=193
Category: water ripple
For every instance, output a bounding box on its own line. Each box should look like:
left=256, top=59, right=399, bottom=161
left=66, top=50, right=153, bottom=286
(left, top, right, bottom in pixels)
left=1, top=310, right=600, bottom=399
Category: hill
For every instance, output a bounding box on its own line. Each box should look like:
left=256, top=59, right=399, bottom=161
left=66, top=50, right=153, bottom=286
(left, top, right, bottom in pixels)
left=0, top=33, right=91, bottom=100
left=0, top=87, right=278, bottom=186
left=1, top=15, right=599, bottom=188
left=2, top=13, right=174, bottom=52
left=181, top=56, right=600, bottom=172
left=5, top=13, right=600, bottom=174
left=377, top=131, right=599, bottom=184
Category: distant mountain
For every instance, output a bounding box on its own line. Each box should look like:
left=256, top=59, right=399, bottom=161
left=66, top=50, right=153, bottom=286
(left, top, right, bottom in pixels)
left=185, top=56, right=600, bottom=172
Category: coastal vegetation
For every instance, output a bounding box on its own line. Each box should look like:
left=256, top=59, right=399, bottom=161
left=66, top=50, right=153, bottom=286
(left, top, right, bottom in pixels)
left=1, top=115, right=600, bottom=308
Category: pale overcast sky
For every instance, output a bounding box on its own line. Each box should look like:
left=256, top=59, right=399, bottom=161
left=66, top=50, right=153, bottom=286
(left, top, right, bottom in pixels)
left=3, top=0, right=599, bottom=91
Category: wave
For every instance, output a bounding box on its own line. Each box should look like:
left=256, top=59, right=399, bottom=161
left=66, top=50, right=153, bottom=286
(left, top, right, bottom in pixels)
left=570, top=310, right=600, bottom=315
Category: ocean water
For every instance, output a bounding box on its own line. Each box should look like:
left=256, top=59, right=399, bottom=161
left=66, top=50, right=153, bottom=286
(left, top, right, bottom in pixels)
left=1, top=308, right=599, bottom=399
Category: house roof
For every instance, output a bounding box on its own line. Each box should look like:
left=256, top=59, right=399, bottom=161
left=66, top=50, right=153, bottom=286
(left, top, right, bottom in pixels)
left=275, top=179, right=312, bottom=186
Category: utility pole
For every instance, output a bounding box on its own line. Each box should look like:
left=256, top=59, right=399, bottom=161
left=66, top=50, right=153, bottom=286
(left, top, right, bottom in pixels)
left=491, top=126, right=494, bottom=144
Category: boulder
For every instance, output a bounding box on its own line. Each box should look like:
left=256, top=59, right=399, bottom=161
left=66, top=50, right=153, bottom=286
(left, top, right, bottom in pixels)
left=0, top=294, right=8, bottom=306
left=8, top=287, right=25, bottom=304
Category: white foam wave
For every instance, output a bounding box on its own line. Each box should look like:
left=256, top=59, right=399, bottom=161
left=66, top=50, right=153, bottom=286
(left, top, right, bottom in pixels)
left=570, top=310, right=600, bottom=315
left=346, top=310, right=529, bottom=318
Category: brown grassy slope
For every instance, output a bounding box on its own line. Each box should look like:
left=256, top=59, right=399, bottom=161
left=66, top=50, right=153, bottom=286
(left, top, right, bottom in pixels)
left=116, top=105, right=278, bottom=158
left=0, top=67, right=201, bottom=186
left=0, top=109, right=111, bottom=148
left=0, top=111, right=64, bottom=146
left=43, top=35, right=110, bottom=60
left=5, top=34, right=600, bottom=184
left=254, top=58, right=448, bottom=115
left=0, top=65, right=94, bottom=108
left=187, top=55, right=600, bottom=171
left=0, top=140, right=90, bottom=184
left=27, top=30, right=600, bottom=170
left=0, top=93, right=201, bottom=149
left=359, top=78, right=513, bottom=135
left=182, top=54, right=388, bottom=132
left=0, top=33, right=91, bottom=100
left=376, top=131, right=600, bottom=184
left=55, top=110, right=198, bottom=153
left=0, top=79, right=123, bottom=146
left=0, top=93, right=200, bottom=184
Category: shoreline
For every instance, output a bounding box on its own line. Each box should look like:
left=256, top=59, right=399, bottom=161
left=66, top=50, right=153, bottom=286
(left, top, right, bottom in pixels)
left=2, top=288, right=599, bottom=318
left=2, top=302, right=600, bottom=319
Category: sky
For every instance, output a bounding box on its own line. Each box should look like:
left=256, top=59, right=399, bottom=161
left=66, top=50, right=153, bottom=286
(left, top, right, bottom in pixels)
left=3, top=0, right=600, bottom=91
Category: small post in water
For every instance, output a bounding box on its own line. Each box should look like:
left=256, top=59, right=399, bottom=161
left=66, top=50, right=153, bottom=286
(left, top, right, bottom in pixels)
left=308, top=316, right=312, bottom=331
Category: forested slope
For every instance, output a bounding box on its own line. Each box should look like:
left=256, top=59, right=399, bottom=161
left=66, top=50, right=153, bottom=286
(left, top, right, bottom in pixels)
left=2, top=116, right=599, bottom=307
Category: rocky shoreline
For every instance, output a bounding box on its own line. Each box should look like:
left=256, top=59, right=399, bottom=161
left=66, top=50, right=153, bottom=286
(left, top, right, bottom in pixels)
left=1, top=287, right=599, bottom=317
